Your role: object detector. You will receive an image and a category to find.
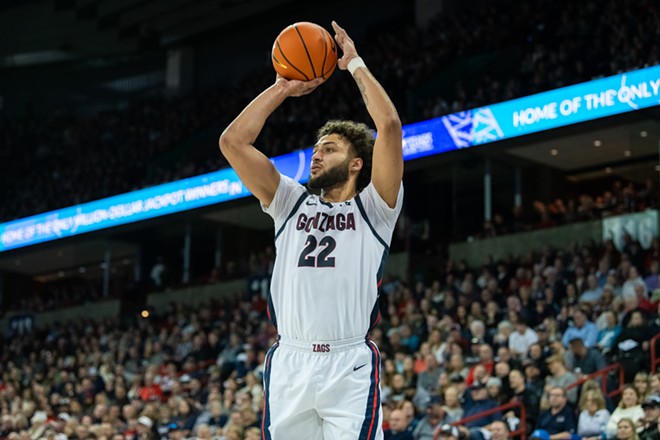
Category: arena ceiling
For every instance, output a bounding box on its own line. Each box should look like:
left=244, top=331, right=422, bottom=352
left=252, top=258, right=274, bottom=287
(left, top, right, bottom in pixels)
left=506, top=109, right=660, bottom=182
left=0, top=0, right=297, bottom=66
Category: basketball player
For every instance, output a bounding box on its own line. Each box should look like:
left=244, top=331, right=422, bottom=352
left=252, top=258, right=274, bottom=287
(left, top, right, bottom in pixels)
left=219, top=21, right=403, bottom=439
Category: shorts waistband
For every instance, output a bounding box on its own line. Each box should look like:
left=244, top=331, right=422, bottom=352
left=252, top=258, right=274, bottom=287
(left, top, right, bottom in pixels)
left=277, top=335, right=368, bottom=353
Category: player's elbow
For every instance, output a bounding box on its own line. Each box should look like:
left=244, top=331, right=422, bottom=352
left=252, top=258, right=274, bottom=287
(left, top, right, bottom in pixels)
left=377, top=116, right=402, bottom=137
left=219, top=129, right=239, bottom=157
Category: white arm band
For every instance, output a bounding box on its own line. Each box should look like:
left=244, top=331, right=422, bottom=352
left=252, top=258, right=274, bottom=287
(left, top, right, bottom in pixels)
left=347, top=57, right=367, bottom=76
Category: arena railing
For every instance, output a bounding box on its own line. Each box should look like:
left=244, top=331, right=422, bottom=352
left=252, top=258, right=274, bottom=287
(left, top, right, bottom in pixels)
left=565, top=362, right=625, bottom=398
left=651, top=333, right=660, bottom=373
left=433, top=400, right=526, bottom=440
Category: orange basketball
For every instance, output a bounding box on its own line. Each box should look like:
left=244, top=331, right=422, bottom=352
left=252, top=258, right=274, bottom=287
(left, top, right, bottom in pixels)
left=272, top=22, right=338, bottom=81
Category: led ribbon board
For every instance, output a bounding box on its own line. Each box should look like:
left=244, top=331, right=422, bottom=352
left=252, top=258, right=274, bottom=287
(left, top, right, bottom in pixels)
left=2, top=65, right=659, bottom=252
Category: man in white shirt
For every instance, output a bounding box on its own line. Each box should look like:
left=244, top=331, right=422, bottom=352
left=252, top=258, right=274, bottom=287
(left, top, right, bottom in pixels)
left=509, top=317, right=539, bottom=358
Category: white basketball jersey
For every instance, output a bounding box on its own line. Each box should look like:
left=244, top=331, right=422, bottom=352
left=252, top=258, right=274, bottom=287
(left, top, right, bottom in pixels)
left=262, top=174, right=404, bottom=341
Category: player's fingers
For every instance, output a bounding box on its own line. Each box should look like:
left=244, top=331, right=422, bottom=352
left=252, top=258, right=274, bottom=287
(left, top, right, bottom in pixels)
left=331, top=21, right=343, bottom=33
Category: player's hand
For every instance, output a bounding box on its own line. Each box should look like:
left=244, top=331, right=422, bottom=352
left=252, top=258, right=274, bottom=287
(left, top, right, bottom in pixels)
left=331, top=20, right=359, bottom=70
left=275, top=75, right=324, bottom=97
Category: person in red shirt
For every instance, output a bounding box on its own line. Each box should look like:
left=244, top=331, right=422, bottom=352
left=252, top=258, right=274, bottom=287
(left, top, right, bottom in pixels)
left=465, top=343, right=495, bottom=386
left=138, top=371, right=164, bottom=402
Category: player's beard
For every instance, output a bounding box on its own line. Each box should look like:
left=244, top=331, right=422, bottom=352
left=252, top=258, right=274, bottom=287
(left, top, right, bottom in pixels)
left=308, top=158, right=351, bottom=190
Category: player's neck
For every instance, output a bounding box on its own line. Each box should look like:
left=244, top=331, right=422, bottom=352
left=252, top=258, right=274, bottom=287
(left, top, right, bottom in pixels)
left=320, top=184, right=357, bottom=203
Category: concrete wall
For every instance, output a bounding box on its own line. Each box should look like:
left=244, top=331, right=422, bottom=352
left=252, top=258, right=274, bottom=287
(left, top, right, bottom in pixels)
left=450, top=220, right=603, bottom=267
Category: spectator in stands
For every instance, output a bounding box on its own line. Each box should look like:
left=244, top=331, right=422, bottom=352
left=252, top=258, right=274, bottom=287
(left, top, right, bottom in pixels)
left=385, top=409, right=414, bottom=440
left=562, top=308, right=598, bottom=348
left=493, top=321, right=513, bottom=349
left=650, top=374, right=660, bottom=397
left=536, top=387, right=577, bottom=439
left=639, top=396, right=660, bottom=440
left=436, top=424, right=461, bottom=440
left=615, top=310, right=652, bottom=383
left=462, top=381, right=502, bottom=428
left=466, top=344, right=495, bottom=386
left=577, top=389, right=610, bottom=440
left=508, top=368, right=540, bottom=432
left=486, top=377, right=506, bottom=406
left=614, top=418, right=640, bottom=440
left=542, top=355, right=578, bottom=407
left=580, top=275, right=604, bottom=305
left=488, top=420, right=511, bottom=440
left=441, top=386, right=464, bottom=424
left=606, top=386, right=645, bottom=438
left=412, top=397, right=445, bottom=440
left=564, top=337, right=607, bottom=375
left=417, top=354, right=442, bottom=397
left=636, top=373, right=652, bottom=402
left=623, top=267, right=649, bottom=300
left=509, top=317, right=539, bottom=358
left=645, top=261, right=659, bottom=292
left=597, top=310, right=621, bottom=355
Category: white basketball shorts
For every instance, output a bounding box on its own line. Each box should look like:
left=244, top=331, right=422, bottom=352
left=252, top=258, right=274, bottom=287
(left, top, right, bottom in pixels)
left=261, top=335, right=383, bottom=440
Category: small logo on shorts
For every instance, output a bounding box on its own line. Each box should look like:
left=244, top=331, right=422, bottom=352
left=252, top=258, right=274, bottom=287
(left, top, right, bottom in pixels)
left=313, top=343, right=330, bottom=353
left=353, top=363, right=367, bottom=371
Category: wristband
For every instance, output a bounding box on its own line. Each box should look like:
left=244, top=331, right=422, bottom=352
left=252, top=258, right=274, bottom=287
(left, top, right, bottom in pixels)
left=347, top=57, right=366, bottom=76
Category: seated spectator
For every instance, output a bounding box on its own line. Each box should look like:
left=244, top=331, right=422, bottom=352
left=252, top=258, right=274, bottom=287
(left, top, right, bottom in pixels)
left=650, top=373, right=660, bottom=397
left=606, top=386, right=645, bottom=439
left=441, top=386, right=464, bottom=424
left=486, top=377, right=506, bottom=405
left=639, top=396, right=660, bottom=440
left=509, top=316, right=539, bottom=359
left=562, top=308, right=598, bottom=348
left=614, top=310, right=654, bottom=383
left=577, top=389, right=611, bottom=439
left=466, top=344, right=495, bottom=386
left=461, top=419, right=511, bottom=440
left=564, top=337, right=607, bottom=375
left=462, top=381, right=502, bottom=428
left=614, top=418, right=640, bottom=440
left=536, top=387, right=577, bottom=439
left=386, top=409, right=414, bottom=440
left=597, top=310, right=621, bottom=355
left=645, top=261, right=659, bottom=292
left=437, top=424, right=462, bottom=440
left=412, top=397, right=445, bottom=440
left=417, top=354, right=442, bottom=396
left=635, top=373, right=652, bottom=403
left=542, top=355, right=578, bottom=407
left=623, top=267, right=648, bottom=301
left=508, top=368, right=540, bottom=432
left=488, top=420, right=511, bottom=440
left=580, top=275, right=604, bottom=305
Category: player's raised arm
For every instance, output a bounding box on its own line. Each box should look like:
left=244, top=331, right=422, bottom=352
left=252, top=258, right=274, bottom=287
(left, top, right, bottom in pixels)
left=219, top=77, right=324, bottom=207
left=332, top=20, right=403, bottom=208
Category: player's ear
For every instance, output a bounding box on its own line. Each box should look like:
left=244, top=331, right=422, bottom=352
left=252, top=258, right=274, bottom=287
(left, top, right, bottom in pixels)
left=350, top=157, right=363, bottom=172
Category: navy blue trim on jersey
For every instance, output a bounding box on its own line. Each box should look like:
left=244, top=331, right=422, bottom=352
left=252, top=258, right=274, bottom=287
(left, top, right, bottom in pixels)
left=261, top=341, right=279, bottom=440
left=274, top=191, right=309, bottom=241
left=359, top=340, right=381, bottom=440
left=356, top=193, right=391, bottom=332
left=368, top=249, right=389, bottom=331
left=354, top=194, right=389, bottom=251
left=266, top=294, right=277, bottom=329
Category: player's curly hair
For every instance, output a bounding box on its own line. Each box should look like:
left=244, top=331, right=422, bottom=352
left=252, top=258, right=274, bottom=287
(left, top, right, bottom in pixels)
left=316, top=120, right=374, bottom=192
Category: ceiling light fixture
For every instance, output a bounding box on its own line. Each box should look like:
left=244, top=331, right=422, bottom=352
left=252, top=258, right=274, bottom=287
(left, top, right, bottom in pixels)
left=593, top=140, right=602, bottom=147
left=550, top=149, right=558, bottom=156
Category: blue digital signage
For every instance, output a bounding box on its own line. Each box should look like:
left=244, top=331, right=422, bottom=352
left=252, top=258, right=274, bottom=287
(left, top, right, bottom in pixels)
left=2, top=65, right=659, bottom=252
